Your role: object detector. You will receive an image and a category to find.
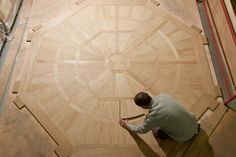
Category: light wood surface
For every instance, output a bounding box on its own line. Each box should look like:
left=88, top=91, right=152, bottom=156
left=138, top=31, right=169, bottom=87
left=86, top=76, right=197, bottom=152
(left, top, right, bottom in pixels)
left=201, top=102, right=227, bottom=136
left=17, top=0, right=219, bottom=156
left=12, top=80, right=20, bottom=94
left=191, top=25, right=203, bottom=33
left=19, top=94, right=74, bottom=157
left=0, top=1, right=57, bottom=157
left=189, top=93, right=218, bottom=120
left=32, top=24, right=43, bottom=32
left=26, top=32, right=33, bottom=42
left=13, top=96, right=25, bottom=109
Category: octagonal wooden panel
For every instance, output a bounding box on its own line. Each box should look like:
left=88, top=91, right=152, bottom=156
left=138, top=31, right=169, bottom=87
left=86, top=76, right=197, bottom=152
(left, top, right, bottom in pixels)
left=19, top=0, right=217, bottom=156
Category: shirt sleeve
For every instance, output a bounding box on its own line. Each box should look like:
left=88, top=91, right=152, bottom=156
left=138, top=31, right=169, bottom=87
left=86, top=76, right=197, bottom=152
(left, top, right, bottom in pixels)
left=126, top=116, right=153, bottom=134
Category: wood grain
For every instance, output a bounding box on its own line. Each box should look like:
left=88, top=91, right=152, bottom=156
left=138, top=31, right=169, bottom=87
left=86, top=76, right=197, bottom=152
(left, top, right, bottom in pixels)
left=12, top=81, right=20, bottom=94
left=18, top=0, right=218, bottom=156
left=13, top=96, right=25, bottom=109
left=19, top=93, right=74, bottom=157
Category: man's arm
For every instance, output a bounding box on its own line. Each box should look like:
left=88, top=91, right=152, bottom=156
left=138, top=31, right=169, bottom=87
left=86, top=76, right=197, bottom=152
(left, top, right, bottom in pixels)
left=119, top=117, right=153, bottom=134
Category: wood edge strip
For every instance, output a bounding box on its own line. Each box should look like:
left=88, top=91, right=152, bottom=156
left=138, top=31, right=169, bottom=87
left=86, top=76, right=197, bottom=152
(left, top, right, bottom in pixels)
left=190, top=25, right=203, bottom=33
left=16, top=94, right=74, bottom=157
left=13, top=96, right=25, bottom=109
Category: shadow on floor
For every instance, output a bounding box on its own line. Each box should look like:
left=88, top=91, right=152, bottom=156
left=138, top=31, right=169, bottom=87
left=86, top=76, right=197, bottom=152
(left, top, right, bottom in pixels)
left=154, top=129, right=215, bottom=157
left=183, top=129, right=215, bottom=157
left=129, top=129, right=215, bottom=157
left=129, top=131, right=161, bottom=157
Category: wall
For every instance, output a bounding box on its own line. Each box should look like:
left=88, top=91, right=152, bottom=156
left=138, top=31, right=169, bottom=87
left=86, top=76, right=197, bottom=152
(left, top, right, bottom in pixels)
left=207, top=0, right=236, bottom=87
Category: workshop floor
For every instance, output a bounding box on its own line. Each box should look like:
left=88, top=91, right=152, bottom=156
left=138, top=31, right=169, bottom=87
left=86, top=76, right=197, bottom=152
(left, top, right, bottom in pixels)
left=0, top=0, right=236, bottom=157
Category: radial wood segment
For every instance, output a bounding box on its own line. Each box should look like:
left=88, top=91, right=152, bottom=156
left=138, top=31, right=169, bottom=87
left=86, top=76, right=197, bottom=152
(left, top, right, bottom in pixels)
left=18, top=0, right=219, bottom=156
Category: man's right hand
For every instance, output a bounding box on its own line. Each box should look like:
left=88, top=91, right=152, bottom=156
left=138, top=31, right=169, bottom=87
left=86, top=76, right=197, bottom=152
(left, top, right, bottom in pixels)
left=119, top=118, right=129, bottom=130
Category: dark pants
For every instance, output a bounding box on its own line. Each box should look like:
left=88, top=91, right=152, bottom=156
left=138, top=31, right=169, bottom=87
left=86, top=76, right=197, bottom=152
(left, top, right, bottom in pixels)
left=154, top=124, right=201, bottom=141
left=156, top=129, right=171, bottom=140
left=152, top=128, right=172, bottom=140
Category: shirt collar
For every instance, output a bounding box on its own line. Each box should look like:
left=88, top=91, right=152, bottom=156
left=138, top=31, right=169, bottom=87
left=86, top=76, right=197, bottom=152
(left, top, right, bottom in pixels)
left=148, top=98, right=154, bottom=109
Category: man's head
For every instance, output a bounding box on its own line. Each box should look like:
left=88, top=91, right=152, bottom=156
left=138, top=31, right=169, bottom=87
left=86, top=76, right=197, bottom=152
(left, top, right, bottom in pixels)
left=134, top=92, right=152, bottom=109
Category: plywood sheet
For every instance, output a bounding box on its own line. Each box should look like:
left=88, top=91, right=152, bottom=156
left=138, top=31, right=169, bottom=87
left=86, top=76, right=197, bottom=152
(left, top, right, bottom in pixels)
left=19, top=0, right=218, bottom=156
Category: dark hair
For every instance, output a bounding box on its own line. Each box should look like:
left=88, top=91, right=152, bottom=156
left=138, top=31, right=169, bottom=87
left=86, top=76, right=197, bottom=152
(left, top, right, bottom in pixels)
left=134, top=92, right=152, bottom=107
